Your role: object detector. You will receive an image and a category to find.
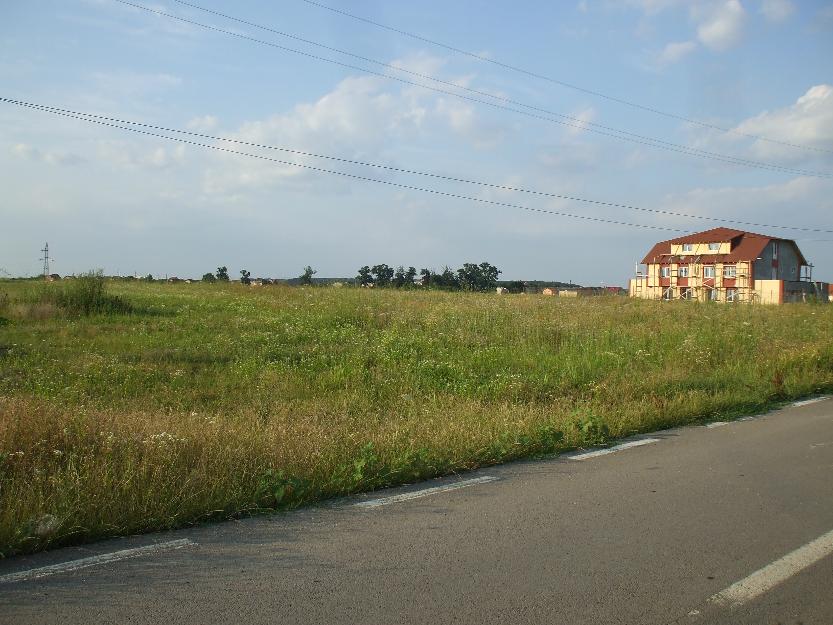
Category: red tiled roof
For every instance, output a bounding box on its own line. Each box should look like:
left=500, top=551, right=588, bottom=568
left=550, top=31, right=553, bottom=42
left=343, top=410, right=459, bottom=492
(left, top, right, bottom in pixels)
left=640, top=227, right=808, bottom=265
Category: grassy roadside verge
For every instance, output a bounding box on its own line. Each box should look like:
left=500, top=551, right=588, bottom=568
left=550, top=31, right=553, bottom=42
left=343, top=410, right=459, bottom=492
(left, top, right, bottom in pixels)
left=1, top=280, right=832, bottom=556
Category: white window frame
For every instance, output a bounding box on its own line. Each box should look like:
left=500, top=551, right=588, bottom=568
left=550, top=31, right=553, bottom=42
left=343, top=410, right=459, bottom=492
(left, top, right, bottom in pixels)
left=708, top=242, right=720, bottom=251
left=660, top=266, right=670, bottom=278
left=726, top=288, right=738, bottom=302
left=680, top=287, right=692, bottom=300
left=682, top=243, right=694, bottom=252
left=723, top=265, right=737, bottom=278
left=703, top=266, right=715, bottom=278
left=678, top=266, right=690, bottom=278
left=709, top=288, right=718, bottom=301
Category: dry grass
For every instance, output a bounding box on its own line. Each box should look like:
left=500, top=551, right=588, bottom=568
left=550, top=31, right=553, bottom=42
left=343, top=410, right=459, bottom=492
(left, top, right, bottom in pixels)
left=1, top=281, right=832, bottom=556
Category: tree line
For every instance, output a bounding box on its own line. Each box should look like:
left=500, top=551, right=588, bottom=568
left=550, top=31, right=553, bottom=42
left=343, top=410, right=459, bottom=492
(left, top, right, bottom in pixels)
left=356, top=262, right=501, bottom=291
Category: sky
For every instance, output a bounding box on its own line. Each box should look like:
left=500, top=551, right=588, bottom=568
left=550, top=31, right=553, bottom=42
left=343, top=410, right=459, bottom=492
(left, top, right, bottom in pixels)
left=1, top=0, right=832, bottom=285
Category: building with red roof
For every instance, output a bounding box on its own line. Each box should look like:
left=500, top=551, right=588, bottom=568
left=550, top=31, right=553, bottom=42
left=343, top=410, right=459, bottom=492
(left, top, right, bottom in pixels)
left=629, top=227, right=828, bottom=304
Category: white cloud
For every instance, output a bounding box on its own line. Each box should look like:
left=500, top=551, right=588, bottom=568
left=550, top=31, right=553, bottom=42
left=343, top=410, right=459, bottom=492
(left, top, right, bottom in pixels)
left=203, top=57, right=506, bottom=194
left=96, top=140, right=186, bottom=170
left=732, top=85, right=833, bottom=159
left=11, top=143, right=86, bottom=166
left=659, top=177, right=833, bottom=244
left=187, top=115, right=218, bottom=131
left=657, top=40, right=698, bottom=66
left=564, top=107, right=597, bottom=136
left=694, top=1, right=747, bottom=51
left=761, top=0, right=794, bottom=22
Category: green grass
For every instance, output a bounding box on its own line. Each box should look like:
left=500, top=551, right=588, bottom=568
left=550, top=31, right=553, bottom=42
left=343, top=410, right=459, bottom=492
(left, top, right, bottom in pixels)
left=1, top=280, right=832, bottom=556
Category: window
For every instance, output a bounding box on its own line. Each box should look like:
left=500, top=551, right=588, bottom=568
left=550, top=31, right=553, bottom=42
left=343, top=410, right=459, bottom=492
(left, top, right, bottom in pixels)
left=682, top=243, right=693, bottom=252
left=709, top=288, right=718, bottom=301
left=726, top=288, right=738, bottom=302
left=660, top=267, right=670, bottom=278
left=680, top=287, right=692, bottom=299
left=678, top=266, right=690, bottom=278
left=708, top=242, right=720, bottom=251
left=723, top=265, right=737, bottom=278
left=703, top=266, right=715, bottom=278
left=772, top=241, right=778, bottom=259
left=663, top=287, right=673, bottom=300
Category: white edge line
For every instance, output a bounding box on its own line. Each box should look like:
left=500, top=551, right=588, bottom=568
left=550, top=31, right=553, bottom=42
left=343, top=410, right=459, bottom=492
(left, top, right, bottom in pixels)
left=0, top=538, right=197, bottom=584
left=792, top=396, right=830, bottom=408
left=354, top=475, right=498, bottom=508
left=709, top=528, right=833, bottom=608
left=569, top=438, right=661, bottom=460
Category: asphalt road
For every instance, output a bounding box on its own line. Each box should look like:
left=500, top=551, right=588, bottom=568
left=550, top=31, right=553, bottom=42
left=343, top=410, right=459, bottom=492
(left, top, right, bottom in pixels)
left=2, top=397, right=832, bottom=625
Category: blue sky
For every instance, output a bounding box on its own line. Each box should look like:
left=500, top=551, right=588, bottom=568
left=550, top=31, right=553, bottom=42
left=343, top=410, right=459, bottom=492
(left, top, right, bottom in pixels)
left=1, top=0, right=832, bottom=284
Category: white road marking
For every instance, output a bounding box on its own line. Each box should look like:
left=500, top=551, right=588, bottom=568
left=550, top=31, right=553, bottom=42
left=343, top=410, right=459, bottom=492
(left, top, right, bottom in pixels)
left=354, top=476, right=498, bottom=508
left=569, top=438, right=660, bottom=460
left=792, top=396, right=830, bottom=408
left=706, top=422, right=729, bottom=428
left=709, top=528, right=833, bottom=608
left=0, top=538, right=197, bottom=584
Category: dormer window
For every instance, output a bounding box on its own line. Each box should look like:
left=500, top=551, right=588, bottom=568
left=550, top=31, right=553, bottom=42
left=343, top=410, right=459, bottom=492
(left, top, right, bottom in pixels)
left=708, top=242, right=720, bottom=251
left=682, top=243, right=693, bottom=252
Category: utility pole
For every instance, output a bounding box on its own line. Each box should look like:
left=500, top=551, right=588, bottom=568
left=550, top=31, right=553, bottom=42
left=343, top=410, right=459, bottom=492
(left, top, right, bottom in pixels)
left=39, top=242, right=52, bottom=279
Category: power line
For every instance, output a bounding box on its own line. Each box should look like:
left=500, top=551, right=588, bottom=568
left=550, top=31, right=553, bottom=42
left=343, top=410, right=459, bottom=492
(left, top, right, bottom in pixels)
left=5, top=96, right=833, bottom=235
left=111, top=0, right=831, bottom=180
left=3, top=98, right=687, bottom=233
left=298, top=0, right=833, bottom=157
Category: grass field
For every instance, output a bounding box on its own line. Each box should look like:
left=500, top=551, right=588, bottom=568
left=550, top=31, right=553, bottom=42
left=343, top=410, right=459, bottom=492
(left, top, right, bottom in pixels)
left=1, top=278, right=832, bottom=556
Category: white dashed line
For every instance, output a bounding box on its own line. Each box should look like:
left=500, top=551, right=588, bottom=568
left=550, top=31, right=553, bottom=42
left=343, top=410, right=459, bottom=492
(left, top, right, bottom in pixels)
left=569, top=438, right=661, bottom=460
left=0, top=538, right=197, bottom=584
left=709, top=528, right=833, bottom=608
left=354, top=476, right=498, bottom=508
left=791, top=396, right=829, bottom=408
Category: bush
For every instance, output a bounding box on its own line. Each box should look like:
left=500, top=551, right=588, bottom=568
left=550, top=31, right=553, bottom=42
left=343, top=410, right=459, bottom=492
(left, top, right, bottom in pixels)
left=57, top=272, right=133, bottom=315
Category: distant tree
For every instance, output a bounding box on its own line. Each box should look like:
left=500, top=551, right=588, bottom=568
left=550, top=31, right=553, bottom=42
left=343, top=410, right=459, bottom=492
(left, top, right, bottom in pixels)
left=216, top=266, right=230, bottom=282
left=145, top=274, right=154, bottom=282
left=299, top=265, right=317, bottom=286
left=457, top=262, right=501, bottom=292
left=404, top=266, right=417, bottom=287
left=393, top=265, right=407, bottom=288
left=507, top=280, right=525, bottom=294
left=419, top=268, right=432, bottom=287
left=240, top=269, right=251, bottom=285
left=435, top=266, right=459, bottom=290
left=371, top=264, right=394, bottom=288
left=357, top=265, right=373, bottom=287
left=478, top=262, right=501, bottom=290
left=202, top=272, right=217, bottom=283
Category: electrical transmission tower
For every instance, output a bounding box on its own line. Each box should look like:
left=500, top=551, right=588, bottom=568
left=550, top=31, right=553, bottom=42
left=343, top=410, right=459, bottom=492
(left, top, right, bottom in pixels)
left=40, top=242, right=52, bottom=279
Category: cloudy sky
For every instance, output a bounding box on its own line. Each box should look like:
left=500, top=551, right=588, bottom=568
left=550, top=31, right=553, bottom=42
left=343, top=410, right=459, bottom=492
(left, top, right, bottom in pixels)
left=2, top=0, right=832, bottom=284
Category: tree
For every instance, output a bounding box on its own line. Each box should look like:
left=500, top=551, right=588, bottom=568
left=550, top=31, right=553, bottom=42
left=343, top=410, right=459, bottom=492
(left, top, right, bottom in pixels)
left=216, top=266, right=230, bottom=282
left=357, top=265, right=373, bottom=287
left=435, top=266, right=459, bottom=290
left=457, top=262, right=501, bottom=291
left=202, top=272, right=217, bottom=283
left=419, top=268, right=432, bottom=287
left=240, top=269, right=251, bottom=285
left=145, top=274, right=154, bottom=282
left=299, top=265, right=317, bottom=286
left=393, top=265, right=407, bottom=288
left=404, top=266, right=417, bottom=287
left=371, top=264, right=394, bottom=287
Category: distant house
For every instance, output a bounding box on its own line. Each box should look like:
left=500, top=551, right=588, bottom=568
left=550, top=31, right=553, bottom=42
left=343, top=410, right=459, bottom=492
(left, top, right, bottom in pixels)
left=630, top=227, right=828, bottom=304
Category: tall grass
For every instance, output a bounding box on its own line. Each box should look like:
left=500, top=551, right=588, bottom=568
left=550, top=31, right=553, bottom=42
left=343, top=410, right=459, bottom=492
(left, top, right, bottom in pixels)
left=1, top=282, right=832, bottom=556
